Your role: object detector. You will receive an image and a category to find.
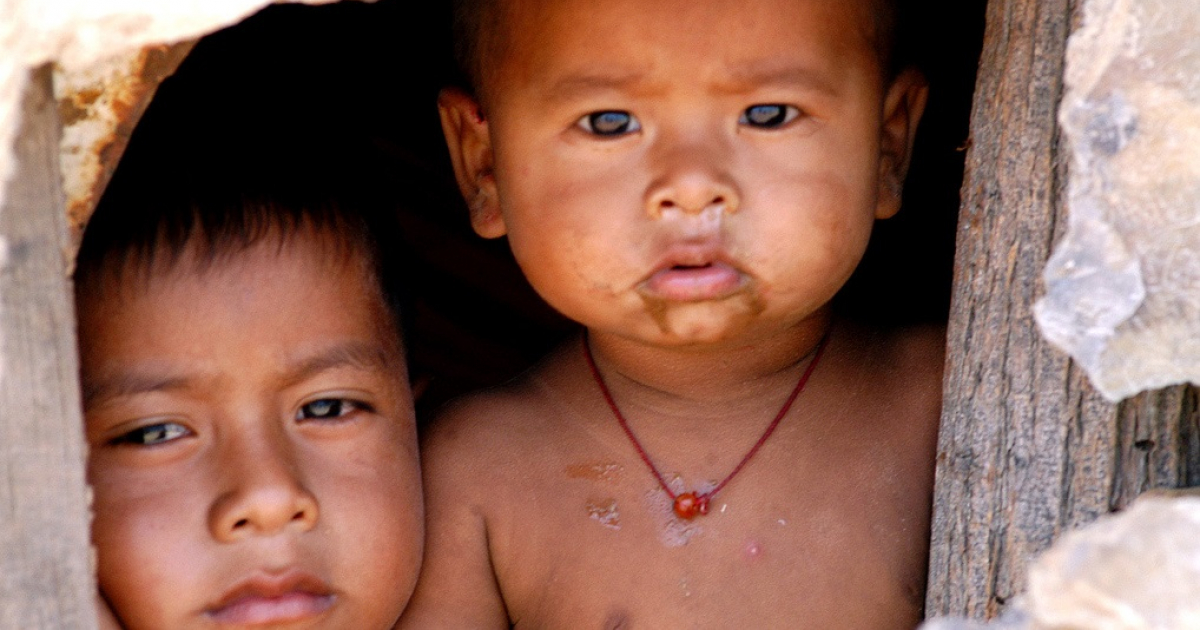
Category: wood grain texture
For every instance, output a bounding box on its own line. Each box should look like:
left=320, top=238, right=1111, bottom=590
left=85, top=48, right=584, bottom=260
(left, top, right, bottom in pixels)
left=0, top=65, right=97, bottom=629
left=927, top=0, right=1200, bottom=619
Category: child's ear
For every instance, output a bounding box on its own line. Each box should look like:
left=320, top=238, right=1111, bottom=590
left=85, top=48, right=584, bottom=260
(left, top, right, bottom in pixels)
left=875, top=68, right=929, bottom=220
left=438, top=87, right=506, bottom=238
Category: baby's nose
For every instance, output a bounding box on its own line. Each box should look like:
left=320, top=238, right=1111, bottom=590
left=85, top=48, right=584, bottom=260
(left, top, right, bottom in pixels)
left=644, top=148, right=741, bottom=218
left=208, top=438, right=319, bottom=541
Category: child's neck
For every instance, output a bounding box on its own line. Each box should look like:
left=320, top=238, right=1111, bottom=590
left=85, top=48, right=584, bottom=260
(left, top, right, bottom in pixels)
left=584, top=310, right=832, bottom=416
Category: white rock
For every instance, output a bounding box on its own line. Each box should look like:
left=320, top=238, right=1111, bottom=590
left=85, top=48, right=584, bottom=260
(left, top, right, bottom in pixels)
left=922, top=495, right=1200, bottom=630
left=1035, top=0, right=1200, bottom=401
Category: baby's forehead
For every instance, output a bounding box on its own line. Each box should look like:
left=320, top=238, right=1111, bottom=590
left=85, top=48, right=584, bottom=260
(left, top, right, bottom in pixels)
left=469, top=0, right=887, bottom=96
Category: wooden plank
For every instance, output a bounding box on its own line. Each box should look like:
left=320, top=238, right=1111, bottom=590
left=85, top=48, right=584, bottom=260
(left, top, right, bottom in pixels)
left=926, top=0, right=1200, bottom=619
left=0, top=65, right=97, bottom=629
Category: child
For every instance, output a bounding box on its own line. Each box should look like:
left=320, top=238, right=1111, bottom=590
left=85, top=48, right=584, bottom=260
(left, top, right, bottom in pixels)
left=402, top=0, right=942, bottom=627
left=76, top=155, right=423, bottom=629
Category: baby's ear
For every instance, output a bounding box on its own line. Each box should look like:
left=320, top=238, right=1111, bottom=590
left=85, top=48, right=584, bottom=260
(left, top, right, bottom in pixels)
left=875, top=68, right=929, bottom=220
left=438, top=87, right=506, bottom=238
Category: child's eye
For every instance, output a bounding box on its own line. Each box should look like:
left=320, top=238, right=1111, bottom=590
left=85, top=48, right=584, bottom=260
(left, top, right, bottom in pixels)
left=739, top=104, right=800, bottom=128
left=110, top=422, right=191, bottom=447
left=296, top=398, right=364, bottom=421
left=577, top=110, right=641, bottom=136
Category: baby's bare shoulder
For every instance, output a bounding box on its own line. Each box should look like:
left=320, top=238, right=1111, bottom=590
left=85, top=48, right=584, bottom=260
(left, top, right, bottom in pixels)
left=406, top=362, right=583, bottom=630
left=422, top=343, right=587, bottom=479
left=882, top=321, right=946, bottom=376
left=844, top=320, right=945, bottom=381
left=835, top=320, right=945, bottom=431
left=883, top=322, right=945, bottom=419
left=423, top=384, right=547, bottom=478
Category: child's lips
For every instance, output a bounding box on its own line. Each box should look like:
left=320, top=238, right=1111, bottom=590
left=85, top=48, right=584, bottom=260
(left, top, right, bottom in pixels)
left=206, top=570, right=335, bottom=625
left=639, top=261, right=748, bottom=302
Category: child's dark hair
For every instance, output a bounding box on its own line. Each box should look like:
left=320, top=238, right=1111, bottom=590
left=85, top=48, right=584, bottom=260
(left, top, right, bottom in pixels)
left=74, top=136, right=410, bottom=345
left=450, top=0, right=914, bottom=94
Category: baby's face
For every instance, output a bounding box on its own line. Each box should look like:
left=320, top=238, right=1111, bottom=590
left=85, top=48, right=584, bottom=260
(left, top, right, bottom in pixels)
left=444, top=0, right=924, bottom=347
left=79, top=230, right=422, bottom=629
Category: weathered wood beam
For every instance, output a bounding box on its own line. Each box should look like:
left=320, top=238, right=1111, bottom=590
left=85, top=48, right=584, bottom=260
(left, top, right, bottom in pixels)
left=927, top=0, right=1200, bottom=619
left=0, top=65, right=97, bottom=629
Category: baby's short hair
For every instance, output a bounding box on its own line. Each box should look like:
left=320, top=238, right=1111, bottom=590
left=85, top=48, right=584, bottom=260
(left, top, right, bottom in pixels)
left=450, top=0, right=909, bottom=94
left=74, top=138, right=408, bottom=336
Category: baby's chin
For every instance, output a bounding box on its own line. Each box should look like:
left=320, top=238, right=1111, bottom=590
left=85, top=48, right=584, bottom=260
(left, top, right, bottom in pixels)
left=629, top=290, right=770, bottom=346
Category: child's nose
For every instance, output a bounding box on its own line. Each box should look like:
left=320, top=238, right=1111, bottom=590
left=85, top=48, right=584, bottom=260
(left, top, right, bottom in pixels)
left=644, top=141, right=741, bottom=218
left=207, top=438, right=319, bottom=542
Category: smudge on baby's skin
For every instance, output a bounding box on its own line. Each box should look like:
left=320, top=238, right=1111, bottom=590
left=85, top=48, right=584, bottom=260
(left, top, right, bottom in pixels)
left=639, top=282, right=765, bottom=338
left=566, top=463, right=624, bottom=482
left=586, top=498, right=621, bottom=530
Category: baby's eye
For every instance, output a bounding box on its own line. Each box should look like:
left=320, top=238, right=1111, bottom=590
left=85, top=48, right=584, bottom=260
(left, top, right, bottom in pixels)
left=111, top=422, right=191, bottom=447
left=739, top=104, right=800, bottom=128
left=577, top=111, right=641, bottom=136
left=296, top=398, right=364, bottom=421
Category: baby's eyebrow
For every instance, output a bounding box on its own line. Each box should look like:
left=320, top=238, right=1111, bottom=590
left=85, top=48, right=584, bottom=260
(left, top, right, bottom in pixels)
left=540, top=70, right=651, bottom=102
left=540, top=65, right=839, bottom=103
left=718, top=65, right=840, bottom=96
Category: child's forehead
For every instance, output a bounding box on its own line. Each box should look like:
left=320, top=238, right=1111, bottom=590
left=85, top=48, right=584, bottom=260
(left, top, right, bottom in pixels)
left=106, top=224, right=370, bottom=294
left=78, top=230, right=402, bottom=403
left=80, top=227, right=389, bottom=343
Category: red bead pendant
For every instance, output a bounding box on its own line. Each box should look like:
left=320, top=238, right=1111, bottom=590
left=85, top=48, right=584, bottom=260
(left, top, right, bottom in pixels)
left=673, top=492, right=710, bottom=519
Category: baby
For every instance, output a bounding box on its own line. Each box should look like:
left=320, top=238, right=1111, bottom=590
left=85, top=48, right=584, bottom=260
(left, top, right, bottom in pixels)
left=403, top=0, right=943, bottom=627
left=76, top=156, right=423, bottom=629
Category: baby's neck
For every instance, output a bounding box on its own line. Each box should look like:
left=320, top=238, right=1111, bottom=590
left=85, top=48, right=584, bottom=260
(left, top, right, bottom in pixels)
left=584, top=313, right=831, bottom=419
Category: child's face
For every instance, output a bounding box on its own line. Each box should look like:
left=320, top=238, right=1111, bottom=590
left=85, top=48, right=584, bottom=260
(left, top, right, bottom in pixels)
left=79, top=229, right=421, bottom=629
left=442, top=0, right=926, bottom=347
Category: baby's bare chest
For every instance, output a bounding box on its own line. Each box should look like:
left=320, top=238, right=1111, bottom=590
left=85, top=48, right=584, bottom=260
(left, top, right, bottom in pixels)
left=488, top=445, right=929, bottom=630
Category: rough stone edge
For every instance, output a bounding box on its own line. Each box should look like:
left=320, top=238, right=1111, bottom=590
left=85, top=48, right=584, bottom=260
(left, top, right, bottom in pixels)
left=55, top=41, right=195, bottom=247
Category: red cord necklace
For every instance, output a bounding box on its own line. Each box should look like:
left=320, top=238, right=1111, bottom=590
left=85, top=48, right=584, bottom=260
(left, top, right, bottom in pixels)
left=582, top=333, right=829, bottom=520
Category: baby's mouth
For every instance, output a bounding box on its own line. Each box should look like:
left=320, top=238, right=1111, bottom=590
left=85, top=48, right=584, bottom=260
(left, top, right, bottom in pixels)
left=639, top=261, right=748, bottom=302
left=206, top=571, right=335, bottom=625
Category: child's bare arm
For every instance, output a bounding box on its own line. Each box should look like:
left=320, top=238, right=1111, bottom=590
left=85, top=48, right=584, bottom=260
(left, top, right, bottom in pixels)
left=398, top=403, right=509, bottom=629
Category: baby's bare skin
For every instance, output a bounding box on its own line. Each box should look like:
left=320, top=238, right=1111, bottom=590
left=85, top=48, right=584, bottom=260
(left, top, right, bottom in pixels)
left=407, top=320, right=942, bottom=629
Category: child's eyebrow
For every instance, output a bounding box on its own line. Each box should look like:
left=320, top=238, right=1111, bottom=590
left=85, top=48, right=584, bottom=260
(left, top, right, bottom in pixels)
left=82, top=343, right=395, bottom=408
left=83, top=371, right=192, bottom=408
left=280, top=341, right=397, bottom=387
